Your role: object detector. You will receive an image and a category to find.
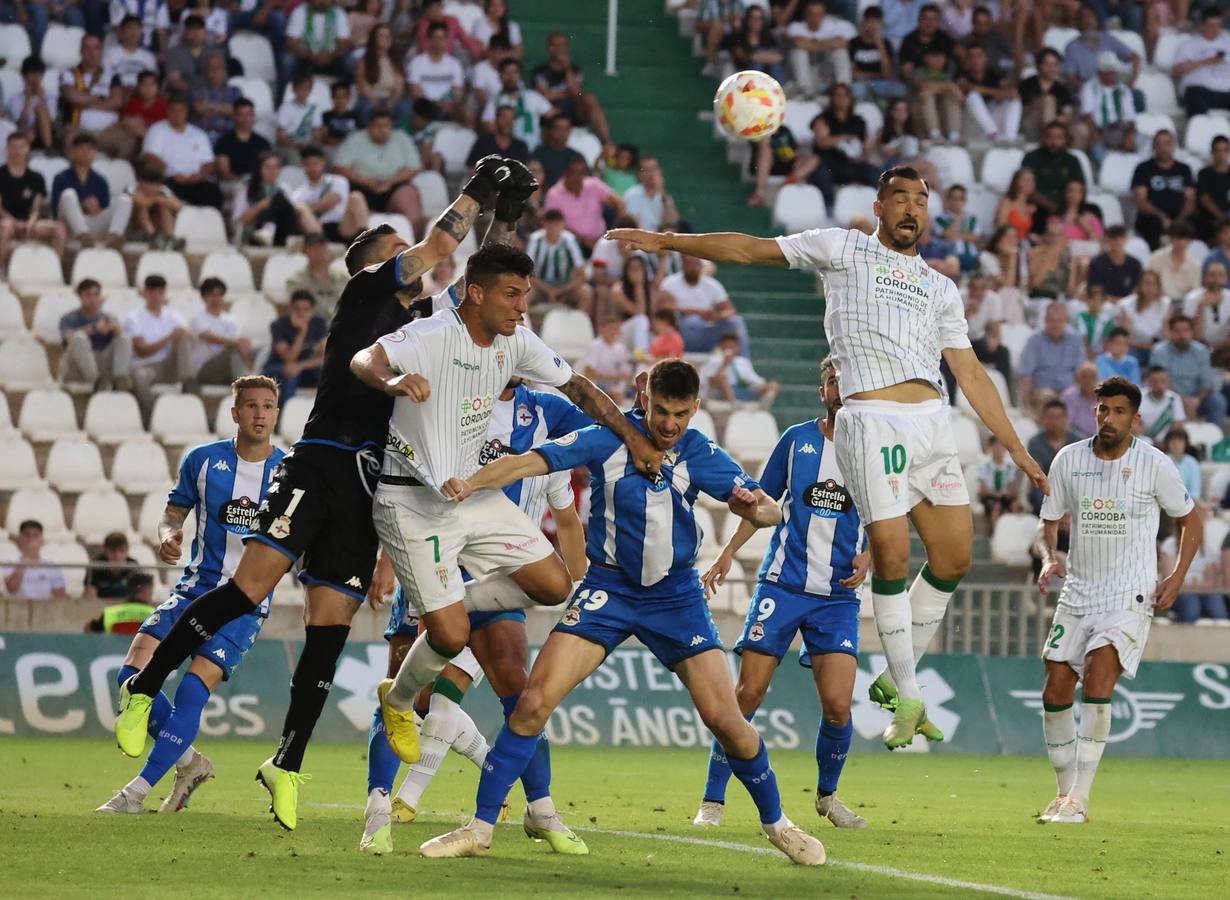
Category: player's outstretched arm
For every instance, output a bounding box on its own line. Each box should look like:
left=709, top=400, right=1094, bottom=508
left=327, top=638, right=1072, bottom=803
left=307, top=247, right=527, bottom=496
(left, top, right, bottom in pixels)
left=441, top=451, right=551, bottom=502
left=558, top=373, right=662, bottom=475
left=1155, top=507, right=1203, bottom=611
left=944, top=346, right=1048, bottom=495
left=605, top=227, right=788, bottom=267
left=350, top=343, right=432, bottom=401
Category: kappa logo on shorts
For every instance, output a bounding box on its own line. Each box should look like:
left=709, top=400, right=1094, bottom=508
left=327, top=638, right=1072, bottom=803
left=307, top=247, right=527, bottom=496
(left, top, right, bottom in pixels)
left=345, top=576, right=363, bottom=589
left=561, top=606, right=581, bottom=626
left=690, top=635, right=707, bottom=647
left=748, top=622, right=765, bottom=642
left=212, top=648, right=226, bottom=660
left=840, top=638, right=854, bottom=649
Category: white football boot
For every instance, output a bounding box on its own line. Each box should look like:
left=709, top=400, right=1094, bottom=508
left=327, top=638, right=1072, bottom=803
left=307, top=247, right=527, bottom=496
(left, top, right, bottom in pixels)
left=692, top=800, right=724, bottom=827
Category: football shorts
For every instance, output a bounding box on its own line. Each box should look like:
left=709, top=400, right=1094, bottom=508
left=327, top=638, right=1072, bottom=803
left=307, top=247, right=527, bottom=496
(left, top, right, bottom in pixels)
left=735, top=580, right=860, bottom=663
left=1042, top=606, right=1152, bottom=680
left=383, top=584, right=526, bottom=640
left=140, top=593, right=263, bottom=681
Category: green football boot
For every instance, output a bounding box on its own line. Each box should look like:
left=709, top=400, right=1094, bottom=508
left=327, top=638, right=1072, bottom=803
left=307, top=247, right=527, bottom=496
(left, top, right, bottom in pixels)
left=883, top=698, right=927, bottom=750
left=255, top=757, right=311, bottom=830
left=114, top=676, right=154, bottom=758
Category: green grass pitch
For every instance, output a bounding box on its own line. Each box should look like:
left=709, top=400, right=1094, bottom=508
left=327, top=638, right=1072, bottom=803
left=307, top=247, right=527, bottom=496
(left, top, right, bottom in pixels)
left=3, top=738, right=1226, bottom=898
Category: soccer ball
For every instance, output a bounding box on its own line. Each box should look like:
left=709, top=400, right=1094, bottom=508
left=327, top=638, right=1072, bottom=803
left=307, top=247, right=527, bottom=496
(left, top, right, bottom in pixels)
left=713, top=70, right=786, bottom=141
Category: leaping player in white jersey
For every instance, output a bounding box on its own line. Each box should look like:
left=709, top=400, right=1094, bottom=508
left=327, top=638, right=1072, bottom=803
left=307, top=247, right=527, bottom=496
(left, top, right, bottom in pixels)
left=609, top=166, right=1048, bottom=748
left=1035, top=376, right=1201, bottom=824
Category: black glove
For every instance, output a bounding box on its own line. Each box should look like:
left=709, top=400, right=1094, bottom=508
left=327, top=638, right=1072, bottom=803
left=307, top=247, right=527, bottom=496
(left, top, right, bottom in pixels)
left=462, top=154, right=517, bottom=206
left=494, top=158, right=539, bottom=224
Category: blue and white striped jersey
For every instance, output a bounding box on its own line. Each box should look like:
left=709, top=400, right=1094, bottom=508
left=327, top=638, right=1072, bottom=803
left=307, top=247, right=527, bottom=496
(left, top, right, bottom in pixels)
left=536, top=411, right=759, bottom=590
left=168, top=439, right=285, bottom=612
left=757, top=420, right=864, bottom=600
left=480, top=384, right=591, bottom=524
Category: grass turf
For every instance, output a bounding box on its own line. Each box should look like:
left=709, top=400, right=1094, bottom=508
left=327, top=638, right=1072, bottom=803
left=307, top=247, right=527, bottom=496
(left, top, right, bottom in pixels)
left=2, top=738, right=1226, bottom=898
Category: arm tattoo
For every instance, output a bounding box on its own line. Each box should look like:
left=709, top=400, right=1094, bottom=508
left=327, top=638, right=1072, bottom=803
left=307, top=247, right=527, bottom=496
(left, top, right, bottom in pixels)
left=397, top=253, right=428, bottom=284
left=437, top=203, right=479, bottom=243
left=162, top=505, right=189, bottom=528
left=560, top=374, right=637, bottom=442
left=481, top=217, right=518, bottom=247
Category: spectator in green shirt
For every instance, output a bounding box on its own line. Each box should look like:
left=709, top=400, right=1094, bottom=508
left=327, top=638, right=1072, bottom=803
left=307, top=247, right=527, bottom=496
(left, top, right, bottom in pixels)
left=333, top=109, right=425, bottom=236
left=1021, top=121, right=1086, bottom=235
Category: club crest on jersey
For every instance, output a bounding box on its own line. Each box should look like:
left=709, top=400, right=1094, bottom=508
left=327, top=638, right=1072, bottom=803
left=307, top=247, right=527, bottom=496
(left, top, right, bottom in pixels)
left=748, top=621, right=765, bottom=642
left=804, top=479, right=853, bottom=518
left=516, top=404, right=533, bottom=427
left=663, top=449, right=679, bottom=467
left=552, top=431, right=579, bottom=446
left=562, top=606, right=581, bottom=626
left=495, top=350, right=506, bottom=370
left=268, top=515, right=292, bottom=540
left=1122, top=467, right=1132, bottom=481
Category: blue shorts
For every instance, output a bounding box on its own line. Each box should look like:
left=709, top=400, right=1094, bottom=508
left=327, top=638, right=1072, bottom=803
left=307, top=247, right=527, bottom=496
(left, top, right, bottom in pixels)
left=139, top=593, right=264, bottom=681
left=552, top=566, right=722, bottom=670
left=735, top=581, right=860, bottom=666
left=384, top=585, right=525, bottom=641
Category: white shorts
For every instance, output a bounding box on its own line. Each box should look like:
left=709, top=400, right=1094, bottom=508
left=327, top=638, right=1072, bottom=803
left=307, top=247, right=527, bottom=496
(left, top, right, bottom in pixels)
left=373, top=486, right=553, bottom=616
left=833, top=398, right=970, bottom=524
left=1042, top=606, right=1152, bottom=680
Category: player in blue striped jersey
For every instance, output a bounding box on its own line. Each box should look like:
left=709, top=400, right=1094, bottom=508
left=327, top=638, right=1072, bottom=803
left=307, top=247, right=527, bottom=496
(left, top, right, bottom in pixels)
left=98, top=376, right=284, bottom=815
left=695, top=356, right=871, bottom=831
left=420, top=360, right=827, bottom=865
left=361, top=378, right=591, bottom=853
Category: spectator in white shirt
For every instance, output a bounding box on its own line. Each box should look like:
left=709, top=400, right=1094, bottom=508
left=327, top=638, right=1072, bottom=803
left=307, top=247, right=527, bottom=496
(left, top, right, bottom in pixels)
left=1077, top=52, right=1137, bottom=161
left=291, top=146, right=369, bottom=245
left=579, top=318, right=633, bottom=404
left=2, top=520, right=67, bottom=601
left=283, top=0, right=353, bottom=84
left=622, top=156, right=679, bottom=234
left=407, top=21, right=468, bottom=123
left=1184, top=259, right=1230, bottom=362
left=659, top=254, right=750, bottom=354
left=192, top=277, right=254, bottom=385
left=61, top=33, right=132, bottom=160
left=481, top=59, right=555, bottom=151
left=141, top=93, right=223, bottom=208
left=699, top=331, right=778, bottom=407
left=975, top=434, right=1021, bottom=532
left=125, top=274, right=194, bottom=407
left=7, top=55, right=56, bottom=151
left=787, top=0, right=855, bottom=99
left=1148, top=220, right=1202, bottom=300
left=1173, top=8, right=1230, bottom=117
left=276, top=71, right=326, bottom=158
left=1138, top=365, right=1187, bottom=442
left=103, top=15, right=159, bottom=87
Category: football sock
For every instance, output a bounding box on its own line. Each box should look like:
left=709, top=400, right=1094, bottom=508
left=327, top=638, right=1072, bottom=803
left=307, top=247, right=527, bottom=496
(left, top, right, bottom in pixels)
left=450, top=705, right=489, bottom=766
left=702, top=712, right=753, bottom=804
left=911, top=564, right=957, bottom=662
left=1043, top=703, right=1077, bottom=796
left=139, top=672, right=209, bottom=788
left=123, top=775, right=152, bottom=800
left=1072, top=697, right=1111, bottom=804
left=499, top=694, right=552, bottom=803
left=386, top=632, right=457, bottom=710
left=367, top=705, right=400, bottom=794
left=118, top=665, right=172, bottom=736
left=816, top=717, right=853, bottom=795
left=274, top=624, right=350, bottom=772
left=397, top=681, right=466, bottom=810
left=130, top=581, right=255, bottom=697
left=727, top=738, right=783, bottom=826
left=474, top=725, right=540, bottom=824
left=872, top=576, right=920, bottom=700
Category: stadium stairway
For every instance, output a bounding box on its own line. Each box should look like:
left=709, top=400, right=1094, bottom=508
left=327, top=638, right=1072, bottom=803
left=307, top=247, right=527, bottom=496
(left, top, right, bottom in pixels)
left=513, top=0, right=826, bottom=424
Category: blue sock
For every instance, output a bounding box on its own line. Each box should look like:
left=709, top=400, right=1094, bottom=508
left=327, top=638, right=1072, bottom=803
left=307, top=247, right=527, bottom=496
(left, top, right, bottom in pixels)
left=367, top=704, right=400, bottom=794
left=497, top=694, right=553, bottom=803
left=139, top=673, right=209, bottom=788
left=474, top=725, right=541, bottom=824
left=816, top=718, right=853, bottom=795
left=702, top=713, right=750, bottom=804
left=727, top=739, right=783, bottom=825
left=118, top=665, right=171, bottom=735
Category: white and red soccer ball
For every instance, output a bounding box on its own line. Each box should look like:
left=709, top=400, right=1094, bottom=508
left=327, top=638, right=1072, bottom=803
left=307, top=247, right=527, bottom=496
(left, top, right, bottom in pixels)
left=713, top=70, right=786, bottom=142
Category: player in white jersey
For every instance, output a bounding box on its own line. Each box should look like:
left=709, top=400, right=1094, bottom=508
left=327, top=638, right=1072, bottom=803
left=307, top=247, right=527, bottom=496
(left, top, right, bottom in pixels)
left=608, top=166, right=1047, bottom=748
left=349, top=243, right=657, bottom=772
left=1035, top=377, right=1201, bottom=824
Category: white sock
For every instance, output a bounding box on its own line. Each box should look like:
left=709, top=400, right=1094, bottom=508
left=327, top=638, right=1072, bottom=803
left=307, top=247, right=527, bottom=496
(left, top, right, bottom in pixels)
left=469, top=817, right=494, bottom=840
left=527, top=796, right=557, bottom=819
left=910, top=565, right=955, bottom=663
left=762, top=814, right=790, bottom=834
left=463, top=575, right=532, bottom=612
left=450, top=706, right=489, bottom=767
left=1072, top=700, right=1111, bottom=804
left=1043, top=704, right=1077, bottom=796
left=175, top=747, right=195, bottom=768
left=395, top=691, right=463, bottom=809
left=125, top=776, right=152, bottom=799
left=387, top=632, right=454, bottom=709
left=873, top=581, right=920, bottom=700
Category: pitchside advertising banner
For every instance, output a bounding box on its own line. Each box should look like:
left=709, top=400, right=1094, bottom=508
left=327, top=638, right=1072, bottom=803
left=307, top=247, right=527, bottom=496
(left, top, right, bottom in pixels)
left=2, top=634, right=1229, bottom=756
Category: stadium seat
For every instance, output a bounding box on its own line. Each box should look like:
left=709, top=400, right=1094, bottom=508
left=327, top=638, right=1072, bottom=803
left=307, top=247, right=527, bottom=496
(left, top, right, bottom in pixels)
left=278, top=164, right=306, bottom=193
left=955, top=367, right=1010, bottom=418
left=28, top=154, right=70, bottom=190
left=1109, top=30, right=1146, bottom=62
left=1010, top=413, right=1039, bottom=447
left=693, top=506, right=716, bottom=545
left=720, top=506, right=772, bottom=563
left=1136, top=70, right=1179, bottom=117
left=990, top=513, right=1039, bottom=567
left=149, top=394, right=213, bottom=447
left=709, top=559, right=748, bottom=614
left=135, top=250, right=192, bottom=289
left=566, top=128, right=604, bottom=167
left=833, top=184, right=880, bottom=229
left=1185, top=115, right=1230, bottom=159
left=7, top=243, right=66, bottom=292
left=137, top=486, right=175, bottom=546
left=855, top=100, right=883, bottom=139
left=950, top=414, right=982, bottom=466
left=0, top=23, right=32, bottom=70
left=231, top=296, right=278, bottom=345
left=689, top=407, right=719, bottom=441
left=414, top=170, right=450, bottom=220
left=782, top=99, right=821, bottom=144
left=111, top=439, right=172, bottom=494
left=0, top=337, right=54, bottom=390
left=69, top=248, right=129, bottom=289
left=1125, top=235, right=1151, bottom=266
left=1069, top=148, right=1095, bottom=188
left=1203, top=516, right=1229, bottom=557
left=229, top=76, right=274, bottom=120
left=18, top=388, right=81, bottom=441
left=1043, top=26, right=1077, bottom=53
left=723, top=408, right=778, bottom=468
left=774, top=183, right=828, bottom=231
left=174, top=207, right=230, bottom=252
left=260, top=251, right=308, bottom=302
left=30, top=290, right=80, bottom=344
left=1205, top=465, right=1230, bottom=504
left=5, top=487, right=70, bottom=541
left=41, top=23, right=85, bottom=69
left=1133, top=112, right=1176, bottom=142
left=44, top=540, right=90, bottom=595
left=925, top=145, right=975, bottom=190
left=95, top=157, right=136, bottom=199
left=1183, top=421, right=1223, bottom=456
left=101, top=288, right=142, bottom=322
left=84, top=391, right=146, bottom=444
left=277, top=394, right=313, bottom=443
left=432, top=125, right=478, bottom=175
left=199, top=250, right=256, bottom=292
left=72, top=487, right=133, bottom=544
left=967, top=185, right=1000, bottom=232
left=539, top=307, right=594, bottom=360
left=1087, top=190, right=1124, bottom=227
left=229, top=30, right=277, bottom=83
left=1152, top=29, right=1183, bottom=73
left=1098, top=151, right=1146, bottom=195
left=443, top=0, right=484, bottom=32
left=0, top=287, right=27, bottom=338
left=0, top=436, right=43, bottom=490
left=368, top=212, right=415, bottom=242
left=281, top=76, right=331, bottom=110
left=0, top=392, right=13, bottom=436
left=168, top=289, right=204, bottom=321
left=1190, top=239, right=1210, bottom=265
left=43, top=438, right=107, bottom=492
left=980, top=148, right=1025, bottom=194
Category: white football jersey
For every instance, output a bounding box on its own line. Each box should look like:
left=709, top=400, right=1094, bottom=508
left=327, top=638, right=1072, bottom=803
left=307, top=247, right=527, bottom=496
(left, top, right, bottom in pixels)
left=1040, top=437, right=1194, bottom=614
left=377, top=310, right=573, bottom=490
left=775, top=227, right=970, bottom=397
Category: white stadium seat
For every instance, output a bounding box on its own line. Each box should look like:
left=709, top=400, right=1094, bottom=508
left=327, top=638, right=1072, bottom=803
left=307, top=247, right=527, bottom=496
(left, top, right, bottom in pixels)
left=720, top=506, right=772, bottom=563
left=539, top=308, right=594, bottom=361
left=213, top=398, right=236, bottom=437
left=175, top=207, right=230, bottom=252
left=1133, top=113, right=1176, bottom=142
left=1098, top=151, right=1146, bottom=196
left=1189, top=239, right=1210, bottom=265
left=774, top=183, right=828, bottom=231
left=43, top=438, right=107, bottom=492
left=137, top=486, right=175, bottom=546
left=95, top=157, right=136, bottom=199
left=0, top=288, right=28, bottom=338
left=1136, top=70, right=1179, bottom=117
left=1152, top=29, right=1183, bottom=73
left=414, top=170, right=451, bottom=220
left=1185, top=115, right=1230, bottom=159
left=149, top=394, right=214, bottom=447
left=1043, top=26, right=1077, bottom=53
left=443, top=0, right=484, bottom=33
left=708, top=559, right=748, bottom=614
left=782, top=99, right=821, bottom=144
left=951, top=414, right=982, bottom=466
left=1087, top=190, right=1124, bottom=227
left=689, top=407, right=719, bottom=441
left=0, top=23, right=33, bottom=70
left=168, top=289, right=204, bottom=321
left=1010, top=414, right=1038, bottom=447
left=69, top=248, right=129, bottom=288
left=111, top=439, right=172, bottom=494
left=0, top=436, right=43, bottom=490
left=135, top=250, right=192, bottom=289
left=967, top=185, right=1000, bottom=232
left=229, top=76, right=274, bottom=119
left=722, top=408, right=778, bottom=468
left=84, top=391, right=146, bottom=444
left=101, top=288, right=142, bottom=322
left=925, top=145, right=975, bottom=190
left=277, top=164, right=306, bottom=193
left=229, top=30, right=277, bottom=82
left=0, top=337, right=54, bottom=390
left=31, top=290, right=80, bottom=344
left=19, top=388, right=81, bottom=441
left=855, top=101, right=882, bottom=138
left=1183, top=421, right=1224, bottom=456
left=0, top=392, right=14, bottom=436
left=281, top=76, right=331, bottom=110
left=199, top=250, right=256, bottom=292
left=432, top=124, right=479, bottom=175
left=368, top=212, right=414, bottom=243
left=44, top=540, right=90, bottom=595
left=7, top=243, right=66, bottom=292
left=1125, top=235, right=1152, bottom=266
left=260, top=251, right=308, bottom=302
left=1109, top=30, right=1145, bottom=62
left=71, top=487, right=133, bottom=544
left=231, top=296, right=278, bottom=345
left=979, top=148, right=1025, bottom=194
left=5, top=487, right=71, bottom=541
left=278, top=394, right=313, bottom=443
left=831, top=185, right=876, bottom=229
left=566, top=128, right=604, bottom=167
left=990, top=513, right=1039, bottom=567
left=40, top=23, right=85, bottom=70
left=28, top=155, right=69, bottom=190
